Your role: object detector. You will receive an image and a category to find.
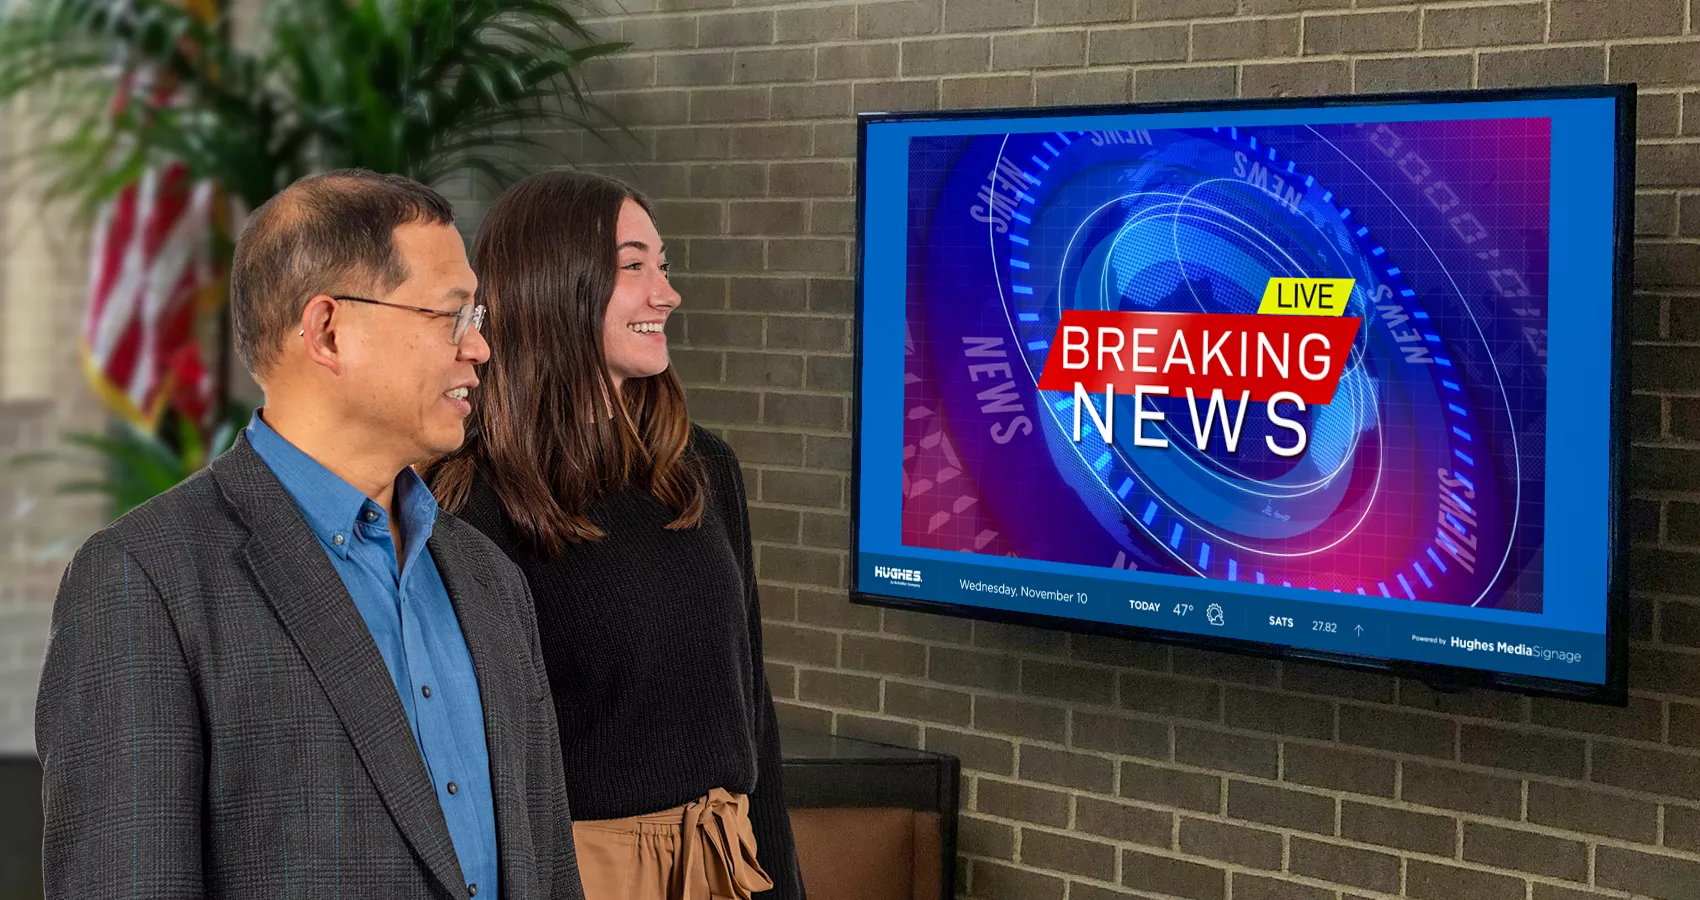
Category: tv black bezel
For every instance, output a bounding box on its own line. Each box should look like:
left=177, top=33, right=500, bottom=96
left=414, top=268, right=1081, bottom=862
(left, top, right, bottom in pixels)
left=848, top=84, right=1635, bottom=706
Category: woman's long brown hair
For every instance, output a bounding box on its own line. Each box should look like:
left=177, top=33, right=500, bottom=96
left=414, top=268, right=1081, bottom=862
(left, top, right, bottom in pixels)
left=428, top=170, right=704, bottom=556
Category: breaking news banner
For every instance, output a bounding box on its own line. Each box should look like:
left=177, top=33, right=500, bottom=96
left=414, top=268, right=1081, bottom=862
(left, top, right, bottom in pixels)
left=857, top=93, right=1625, bottom=696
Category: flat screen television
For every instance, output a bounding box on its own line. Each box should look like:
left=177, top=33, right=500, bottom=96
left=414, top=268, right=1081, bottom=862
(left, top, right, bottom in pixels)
left=851, top=85, right=1632, bottom=704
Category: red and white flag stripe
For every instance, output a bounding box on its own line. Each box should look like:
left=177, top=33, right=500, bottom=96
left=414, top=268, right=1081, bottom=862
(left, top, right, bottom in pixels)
left=80, top=140, right=219, bottom=427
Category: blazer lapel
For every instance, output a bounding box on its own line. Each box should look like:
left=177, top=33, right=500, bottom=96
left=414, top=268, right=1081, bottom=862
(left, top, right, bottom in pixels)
left=430, top=517, right=527, bottom=893
left=211, top=436, right=469, bottom=898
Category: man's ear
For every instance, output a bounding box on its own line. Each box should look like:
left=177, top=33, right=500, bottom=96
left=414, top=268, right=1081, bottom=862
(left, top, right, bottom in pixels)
left=298, top=294, right=344, bottom=376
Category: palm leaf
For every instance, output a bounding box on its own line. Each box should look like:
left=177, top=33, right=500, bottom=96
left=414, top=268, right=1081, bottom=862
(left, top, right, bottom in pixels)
left=9, top=401, right=253, bottom=518
left=0, top=0, right=631, bottom=214
left=0, top=0, right=633, bottom=517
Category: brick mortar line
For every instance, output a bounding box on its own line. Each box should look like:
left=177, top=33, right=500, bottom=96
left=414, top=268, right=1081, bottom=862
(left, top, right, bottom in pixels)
left=777, top=651, right=1700, bottom=764
left=683, top=386, right=853, bottom=398
left=1595, top=34, right=1700, bottom=49
left=747, top=534, right=832, bottom=548
left=964, top=772, right=1700, bottom=877
left=609, top=51, right=1604, bottom=74
left=959, top=793, right=1591, bottom=894
left=1451, top=812, right=1467, bottom=871
left=777, top=661, right=1700, bottom=787
left=768, top=618, right=1700, bottom=720
left=1411, top=0, right=1574, bottom=9
left=600, top=63, right=1700, bottom=93
left=649, top=268, right=852, bottom=277
left=1626, top=586, right=1700, bottom=602
left=738, top=460, right=854, bottom=476
left=951, top=850, right=1090, bottom=887
left=681, top=352, right=857, bottom=364
left=602, top=3, right=1618, bottom=36
left=690, top=421, right=847, bottom=437
left=1636, top=531, right=1700, bottom=549
left=608, top=11, right=1245, bottom=29
left=759, top=29, right=1576, bottom=55
left=745, top=514, right=844, bottom=527
left=1624, top=502, right=1700, bottom=517
left=997, top=810, right=1624, bottom=900
left=626, top=60, right=1542, bottom=95
left=745, top=488, right=851, bottom=503
left=672, top=231, right=855, bottom=240
left=698, top=428, right=846, bottom=446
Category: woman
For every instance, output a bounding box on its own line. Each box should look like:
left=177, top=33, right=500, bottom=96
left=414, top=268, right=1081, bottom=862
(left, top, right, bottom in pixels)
left=429, top=170, right=802, bottom=900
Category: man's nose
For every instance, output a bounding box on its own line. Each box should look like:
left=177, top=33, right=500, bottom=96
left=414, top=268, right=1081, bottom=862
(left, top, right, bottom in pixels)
left=459, top=325, right=491, bottom=364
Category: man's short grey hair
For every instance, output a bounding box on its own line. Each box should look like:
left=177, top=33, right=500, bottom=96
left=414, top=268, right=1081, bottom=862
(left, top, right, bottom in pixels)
left=230, top=169, right=455, bottom=378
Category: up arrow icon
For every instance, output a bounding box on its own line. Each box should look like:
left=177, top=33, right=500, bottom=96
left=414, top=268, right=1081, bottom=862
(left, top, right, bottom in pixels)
left=1354, top=624, right=1364, bottom=637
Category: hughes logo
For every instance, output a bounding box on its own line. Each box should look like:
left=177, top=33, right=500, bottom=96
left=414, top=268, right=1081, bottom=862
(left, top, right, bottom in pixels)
left=1449, top=636, right=1539, bottom=657
left=874, top=565, right=923, bottom=586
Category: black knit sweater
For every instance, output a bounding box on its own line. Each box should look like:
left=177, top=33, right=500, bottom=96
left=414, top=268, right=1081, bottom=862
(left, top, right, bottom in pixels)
left=454, top=426, right=802, bottom=900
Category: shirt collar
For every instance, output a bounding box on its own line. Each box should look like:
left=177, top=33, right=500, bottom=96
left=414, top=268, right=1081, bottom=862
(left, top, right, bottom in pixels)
left=245, top=410, right=439, bottom=561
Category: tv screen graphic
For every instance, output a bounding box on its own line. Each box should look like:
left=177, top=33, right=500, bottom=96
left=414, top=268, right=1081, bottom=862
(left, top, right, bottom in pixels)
left=852, top=87, right=1631, bottom=702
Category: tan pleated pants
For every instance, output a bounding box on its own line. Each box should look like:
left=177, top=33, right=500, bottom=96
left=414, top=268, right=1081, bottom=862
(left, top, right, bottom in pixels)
left=571, top=788, right=776, bottom=900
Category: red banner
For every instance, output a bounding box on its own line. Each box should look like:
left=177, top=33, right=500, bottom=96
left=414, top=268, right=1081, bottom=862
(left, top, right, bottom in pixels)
left=1035, top=310, right=1362, bottom=405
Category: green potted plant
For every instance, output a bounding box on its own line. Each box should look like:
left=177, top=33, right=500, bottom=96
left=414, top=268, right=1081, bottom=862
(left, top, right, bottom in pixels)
left=0, top=0, right=627, bottom=516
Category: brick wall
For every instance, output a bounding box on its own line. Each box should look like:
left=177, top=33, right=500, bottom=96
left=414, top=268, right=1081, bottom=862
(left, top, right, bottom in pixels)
left=563, top=1, right=1700, bottom=898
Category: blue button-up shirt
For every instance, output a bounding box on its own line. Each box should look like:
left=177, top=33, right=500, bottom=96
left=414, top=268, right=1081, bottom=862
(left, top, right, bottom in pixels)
left=248, top=412, right=498, bottom=898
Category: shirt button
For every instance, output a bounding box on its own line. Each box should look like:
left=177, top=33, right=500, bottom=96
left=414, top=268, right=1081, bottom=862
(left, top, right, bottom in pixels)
left=468, top=885, right=477, bottom=897
left=421, top=685, right=432, bottom=699
left=332, top=534, right=345, bottom=546
left=363, top=509, right=379, bottom=522
left=447, top=781, right=458, bottom=795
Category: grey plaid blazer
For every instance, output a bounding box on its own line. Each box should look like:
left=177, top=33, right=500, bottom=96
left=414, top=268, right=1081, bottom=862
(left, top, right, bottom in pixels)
left=36, top=433, right=584, bottom=900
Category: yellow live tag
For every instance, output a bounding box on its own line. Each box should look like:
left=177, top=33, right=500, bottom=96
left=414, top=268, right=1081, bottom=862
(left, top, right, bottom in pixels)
left=1257, top=278, right=1356, bottom=317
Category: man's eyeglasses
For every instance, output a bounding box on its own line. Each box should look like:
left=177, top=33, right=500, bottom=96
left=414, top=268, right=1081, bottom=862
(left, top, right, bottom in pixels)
left=332, top=295, right=486, bottom=345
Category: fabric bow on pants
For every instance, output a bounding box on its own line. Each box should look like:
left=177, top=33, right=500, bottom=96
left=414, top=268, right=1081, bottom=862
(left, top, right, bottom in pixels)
left=572, top=788, right=776, bottom=900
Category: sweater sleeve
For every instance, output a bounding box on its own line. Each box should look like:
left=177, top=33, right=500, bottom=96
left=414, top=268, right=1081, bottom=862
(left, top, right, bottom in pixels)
left=516, top=571, right=586, bottom=900
left=712, top=437, right=806, bottom=900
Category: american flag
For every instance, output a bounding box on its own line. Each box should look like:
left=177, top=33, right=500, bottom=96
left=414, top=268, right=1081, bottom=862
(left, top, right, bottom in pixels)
left=78, top=69, right=222, bottom=431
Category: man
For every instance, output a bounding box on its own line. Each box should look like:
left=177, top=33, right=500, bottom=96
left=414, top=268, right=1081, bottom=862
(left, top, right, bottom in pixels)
left=36, top=169, right=582, bottom=900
